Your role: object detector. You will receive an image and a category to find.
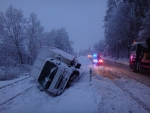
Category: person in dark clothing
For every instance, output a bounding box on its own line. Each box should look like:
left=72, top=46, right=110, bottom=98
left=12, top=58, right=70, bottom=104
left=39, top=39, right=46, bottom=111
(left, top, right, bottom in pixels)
left=136, top=44, right=141, bottom=62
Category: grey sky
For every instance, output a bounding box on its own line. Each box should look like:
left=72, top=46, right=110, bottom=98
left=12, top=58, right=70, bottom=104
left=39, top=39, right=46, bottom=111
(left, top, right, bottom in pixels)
left=0, top=0, right=107, bottom=52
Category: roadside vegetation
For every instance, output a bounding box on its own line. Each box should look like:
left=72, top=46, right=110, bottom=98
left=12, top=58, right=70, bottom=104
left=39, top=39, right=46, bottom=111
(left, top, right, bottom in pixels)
left=0, top=5, right=74, bottom=80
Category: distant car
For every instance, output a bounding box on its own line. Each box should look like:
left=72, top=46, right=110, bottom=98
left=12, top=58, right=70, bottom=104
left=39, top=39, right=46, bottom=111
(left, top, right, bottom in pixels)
left=92, top=54, right=103, bottom=66
left=87, top=54, right=92, bottom=58
left=92, top=57, right=103, bottom=66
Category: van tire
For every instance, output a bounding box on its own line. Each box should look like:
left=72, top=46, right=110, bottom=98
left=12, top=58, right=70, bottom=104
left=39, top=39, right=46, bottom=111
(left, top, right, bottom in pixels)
left=66, top=70, right=79, bottom=88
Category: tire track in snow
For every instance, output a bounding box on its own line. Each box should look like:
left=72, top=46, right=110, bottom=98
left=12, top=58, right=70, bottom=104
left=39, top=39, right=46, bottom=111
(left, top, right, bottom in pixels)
left=0, top=76, right=36, bottom=107
left=114, top=81, right=150, bottom=112
left=104, top=59, right=150, bottom=87
left=116, top=68, right=150, bottom=87
left=0, top=86, right=34, bottom=106
left=96, top=67, right=114, bottom=80
left=106, top=68, right=150, bottom=112
left=0, top=73, right=30, bottom=89
left=95, top=67, right=150, bottom=112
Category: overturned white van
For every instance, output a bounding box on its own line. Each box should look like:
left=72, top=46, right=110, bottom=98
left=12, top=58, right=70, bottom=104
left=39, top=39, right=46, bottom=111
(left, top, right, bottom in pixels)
left=30, top=46, right=81, bottom=96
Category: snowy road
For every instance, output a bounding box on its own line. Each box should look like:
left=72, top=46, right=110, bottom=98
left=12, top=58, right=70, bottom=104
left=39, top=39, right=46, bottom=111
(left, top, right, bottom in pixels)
left=93, top=65, right=150, bottom=112
left=99, top=60, right=150, bottom=87
left=0, top=56, right=150, bottom=113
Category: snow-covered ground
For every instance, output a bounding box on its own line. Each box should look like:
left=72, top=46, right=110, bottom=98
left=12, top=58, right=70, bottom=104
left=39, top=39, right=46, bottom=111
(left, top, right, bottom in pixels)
left=0, top=56, right=150, bottom=113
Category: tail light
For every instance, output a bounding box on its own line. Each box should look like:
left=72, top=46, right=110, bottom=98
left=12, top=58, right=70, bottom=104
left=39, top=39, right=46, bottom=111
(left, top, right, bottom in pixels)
left=99, top=59, right=103, bottom=63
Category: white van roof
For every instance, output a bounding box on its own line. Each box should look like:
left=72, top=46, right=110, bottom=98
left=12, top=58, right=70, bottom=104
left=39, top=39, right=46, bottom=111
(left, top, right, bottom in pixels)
left=43, top=46, right=76, bottom=61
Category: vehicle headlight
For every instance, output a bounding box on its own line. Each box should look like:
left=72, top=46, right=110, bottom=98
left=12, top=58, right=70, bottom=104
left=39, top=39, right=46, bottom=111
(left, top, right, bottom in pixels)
left=93, top=59, right=98, bottom=63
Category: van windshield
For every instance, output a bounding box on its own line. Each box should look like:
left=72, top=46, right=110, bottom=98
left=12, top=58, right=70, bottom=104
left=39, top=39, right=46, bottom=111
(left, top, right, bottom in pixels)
left=38, top=61, right=58, bottom=89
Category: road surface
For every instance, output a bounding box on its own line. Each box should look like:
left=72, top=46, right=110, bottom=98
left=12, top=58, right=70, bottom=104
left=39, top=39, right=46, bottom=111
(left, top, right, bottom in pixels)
left=93, top=59, right=150, bottom=87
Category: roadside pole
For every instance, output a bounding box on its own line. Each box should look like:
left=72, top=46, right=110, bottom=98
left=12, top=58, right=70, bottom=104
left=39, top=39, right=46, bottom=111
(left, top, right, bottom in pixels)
left=89, top=68, right=92, bottom=85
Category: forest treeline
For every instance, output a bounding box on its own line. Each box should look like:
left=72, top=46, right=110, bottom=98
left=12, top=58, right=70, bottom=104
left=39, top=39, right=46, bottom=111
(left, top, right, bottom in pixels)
left=0, top=5, right=74, bottom=66
left=103, top=0, right=150, bottom=58
left=79, top=0, right=150, bottom=58
left=82, top=0, right=150, bottom=58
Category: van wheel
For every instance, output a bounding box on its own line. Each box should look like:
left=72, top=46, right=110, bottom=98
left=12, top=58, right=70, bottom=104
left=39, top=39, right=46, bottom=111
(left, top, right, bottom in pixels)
left=73, top=70, right=80, bottom=76
left=66, top=70, right=79, bottom=88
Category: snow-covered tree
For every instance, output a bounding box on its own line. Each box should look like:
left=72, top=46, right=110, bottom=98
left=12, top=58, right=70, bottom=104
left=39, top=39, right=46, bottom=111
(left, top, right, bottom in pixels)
left=54, top=27, right=74, bottom=54
left=43, top=27, right=74, bottom=54
left=93, top=39, right=105, bottom=54
left=139, top=8, right=150, bottom=41
left=0, top=5, right=26, bottom=65
left=104, top=0, right=150, bottom=58
left=25, top=13, right=44, bottom=64
left=0, top=5, right=75, bottom=66
left=43, top=29, right=56, bottom=47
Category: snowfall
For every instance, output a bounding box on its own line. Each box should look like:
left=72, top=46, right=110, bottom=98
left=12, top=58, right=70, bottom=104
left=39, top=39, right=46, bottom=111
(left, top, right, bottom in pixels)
left=0, top=56, right=150, bottom=113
